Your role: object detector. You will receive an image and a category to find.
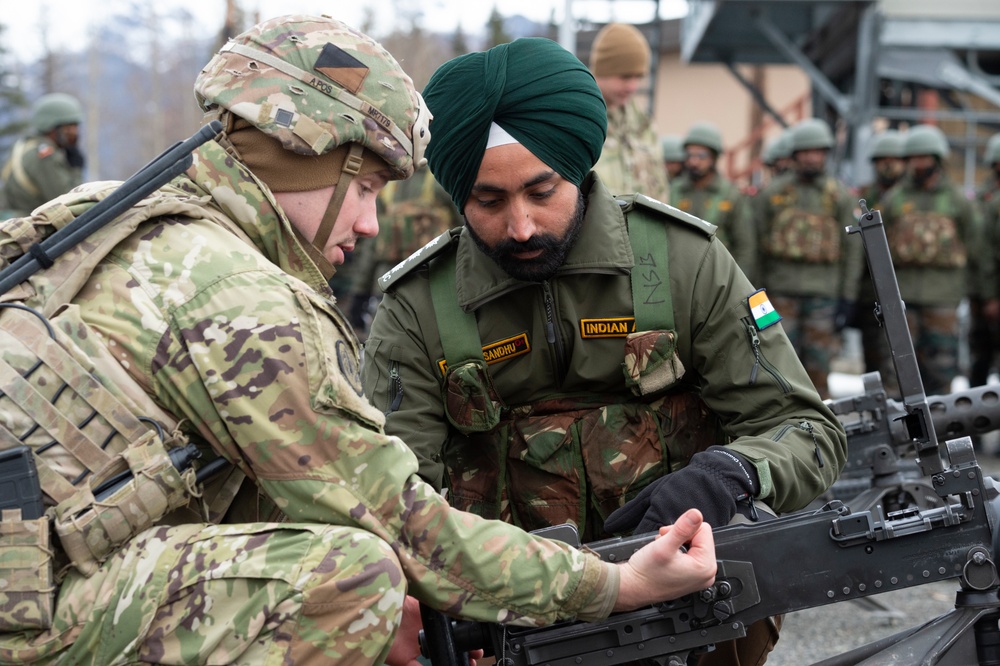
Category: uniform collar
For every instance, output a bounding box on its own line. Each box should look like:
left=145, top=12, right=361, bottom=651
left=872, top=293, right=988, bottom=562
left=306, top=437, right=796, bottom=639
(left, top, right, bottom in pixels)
left=185, top=139, right=333, bottom=296
left=453, top=171, right=633, bottom=310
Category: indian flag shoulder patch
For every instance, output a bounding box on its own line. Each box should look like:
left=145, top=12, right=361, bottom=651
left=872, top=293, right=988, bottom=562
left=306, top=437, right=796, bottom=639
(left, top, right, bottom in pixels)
left=748, top=289, right=781, bottom=330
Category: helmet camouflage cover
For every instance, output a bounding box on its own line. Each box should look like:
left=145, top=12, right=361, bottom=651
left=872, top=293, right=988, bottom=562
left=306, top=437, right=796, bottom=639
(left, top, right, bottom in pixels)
left=194, top=14, right=430, bottom=180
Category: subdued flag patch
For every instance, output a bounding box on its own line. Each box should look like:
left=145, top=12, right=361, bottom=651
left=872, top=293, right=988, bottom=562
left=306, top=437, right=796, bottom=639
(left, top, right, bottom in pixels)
left=748, top=289, right=781, bottom=330
left=314, top=43, right=369, bottom=94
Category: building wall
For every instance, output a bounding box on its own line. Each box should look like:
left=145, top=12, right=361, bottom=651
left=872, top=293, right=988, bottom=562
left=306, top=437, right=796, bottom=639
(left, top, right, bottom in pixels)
left=648, top=54, right=812, bottom=183
left=880, top=0, right=1000, bottom=19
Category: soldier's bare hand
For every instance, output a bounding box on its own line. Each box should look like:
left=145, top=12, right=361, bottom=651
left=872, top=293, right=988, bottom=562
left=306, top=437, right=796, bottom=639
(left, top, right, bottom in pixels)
left=613, top=508, right=717, bottom=611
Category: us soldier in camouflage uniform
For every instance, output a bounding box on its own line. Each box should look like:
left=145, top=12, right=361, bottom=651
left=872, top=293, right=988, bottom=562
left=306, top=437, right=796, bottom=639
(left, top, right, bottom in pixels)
left=0, top=93, right=85, bottom=218
left=0, top=17, right=718, bottom=666
left=857, top=130, right=907, bottom=392
left=754, top=118, right=862, bottom=398
left=880, top=124, right=980, bottom=396
left=969, top=132, right=1000, bottom=389
left=589, top=23, right=670, bottom=201
left=364, top=36, right=846, bottom=666
left=342, top=164, right=460, bottom=339
left=670, top=121, right=757, bottom=282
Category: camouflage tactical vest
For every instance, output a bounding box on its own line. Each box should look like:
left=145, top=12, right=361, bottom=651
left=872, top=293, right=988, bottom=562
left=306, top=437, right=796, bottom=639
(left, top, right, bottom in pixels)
left=0, top=183, right=245, bottom=631
left=886, top=189, right=966, bottom=268
left=429, top=196, right=724, bottom=542
left=764, top=178, right=842, bottom=263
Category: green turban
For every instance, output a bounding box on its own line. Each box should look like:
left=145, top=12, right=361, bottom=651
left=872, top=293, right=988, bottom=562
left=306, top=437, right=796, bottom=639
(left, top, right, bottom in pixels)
left=423, top=37, right=607, bottom=212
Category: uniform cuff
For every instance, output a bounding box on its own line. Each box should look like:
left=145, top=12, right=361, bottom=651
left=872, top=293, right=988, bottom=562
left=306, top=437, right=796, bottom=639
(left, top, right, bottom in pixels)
left=573, top=558, right=620, bottom=622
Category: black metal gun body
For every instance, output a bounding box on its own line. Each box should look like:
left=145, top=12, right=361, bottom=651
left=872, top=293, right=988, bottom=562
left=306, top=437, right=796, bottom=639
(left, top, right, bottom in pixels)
left=434, top=438, right=999, bottom=666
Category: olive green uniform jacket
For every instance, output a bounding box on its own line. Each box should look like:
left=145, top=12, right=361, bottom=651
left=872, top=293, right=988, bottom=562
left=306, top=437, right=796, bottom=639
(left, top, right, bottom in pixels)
left=363, top=172, right=846, bottom=532
left=754, top=171, right=862, bottom=300
left=973, top=176, right=999, bottom=301
left=670, top=171, right=757, bottom=283
left=881, top=175, right=980, bottom=306
left=1, top=134, right=82, bottom=217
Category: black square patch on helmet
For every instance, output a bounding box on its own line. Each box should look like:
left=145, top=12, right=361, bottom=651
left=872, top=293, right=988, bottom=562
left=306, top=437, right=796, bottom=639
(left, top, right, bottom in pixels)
left=314, top=43, right=369, bottom=94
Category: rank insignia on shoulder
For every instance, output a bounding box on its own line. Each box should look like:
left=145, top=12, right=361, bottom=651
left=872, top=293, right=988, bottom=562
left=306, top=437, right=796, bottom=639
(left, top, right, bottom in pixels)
left=748, top=289, right=781, bottom=330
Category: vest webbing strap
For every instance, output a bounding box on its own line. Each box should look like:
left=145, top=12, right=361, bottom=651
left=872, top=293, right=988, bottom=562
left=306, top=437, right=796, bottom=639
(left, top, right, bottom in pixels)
left=428, top=203, right=674, bottom=370
left=429, top=250, right=483, bottom=369
left=625, top=204, right=674, bottom=332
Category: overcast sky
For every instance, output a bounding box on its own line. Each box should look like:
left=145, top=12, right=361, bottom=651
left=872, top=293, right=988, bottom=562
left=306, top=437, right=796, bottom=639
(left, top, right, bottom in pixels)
left=4, top=0, right=688, bottom=63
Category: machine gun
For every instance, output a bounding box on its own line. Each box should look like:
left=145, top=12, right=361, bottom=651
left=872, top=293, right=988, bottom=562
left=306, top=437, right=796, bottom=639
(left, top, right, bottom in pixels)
left=420, top=201, right=1000, bottom=666
left=823, top=373, right=1000, bottom=513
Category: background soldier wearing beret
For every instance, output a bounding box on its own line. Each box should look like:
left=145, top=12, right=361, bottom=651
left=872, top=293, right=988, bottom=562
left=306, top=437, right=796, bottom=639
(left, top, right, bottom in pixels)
left=589, top=22, right=671, bottom=202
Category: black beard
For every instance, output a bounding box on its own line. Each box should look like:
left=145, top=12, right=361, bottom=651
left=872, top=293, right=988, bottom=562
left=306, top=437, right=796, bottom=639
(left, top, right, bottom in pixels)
left=912, top=163, right=939, bottom=187
left=797, top=166, right=822, bottom=182
left=467, top=190, right=586, bottom=283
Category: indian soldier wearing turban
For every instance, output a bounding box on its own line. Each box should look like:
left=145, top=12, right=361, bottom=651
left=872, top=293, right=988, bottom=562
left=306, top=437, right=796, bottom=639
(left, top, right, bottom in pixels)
left=362, top=37, right=846, bottom=666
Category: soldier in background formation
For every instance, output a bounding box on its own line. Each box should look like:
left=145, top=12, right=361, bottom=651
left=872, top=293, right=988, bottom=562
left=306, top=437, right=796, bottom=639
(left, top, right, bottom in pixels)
left=969, top=133, right=1000, bottom=390
left=856, top=130, right=907, bottom=392
left=879, top=124, right=980, bottom=396
left=661, top=134, right=686, bottom=182
left=340, top=164, right=460, bottom=339
left=0, top=17, right=719, bottom=665
left=0, top=93, right=85, bottom=218
left=670, top=121, right=757, bottom=282
left=754, top=118, right=862, bottom=398
left=589, top=22, right=670, bottom=201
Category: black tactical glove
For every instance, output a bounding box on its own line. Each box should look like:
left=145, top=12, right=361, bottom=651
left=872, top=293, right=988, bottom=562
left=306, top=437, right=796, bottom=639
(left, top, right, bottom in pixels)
left=834, top=299, right=858, bottom=333
left=63, top=145, right=86, bottom=169
left=603, top=446, right=761, bottom=535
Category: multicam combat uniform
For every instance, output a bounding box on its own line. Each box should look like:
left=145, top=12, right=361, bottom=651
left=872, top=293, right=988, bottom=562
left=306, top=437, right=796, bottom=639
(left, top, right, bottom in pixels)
left=363, top=172, right=846, bottom=544
left=880, top=175, right=980, bottom=394
left=0, top=134, right=82, bottom=218
left=0, top=139, right=622, bottom=665
left=670, top=171, right=757, bottom=283
left=592, top=99, right=670, bottom=201
left=754, top=171, right=862, bottom=397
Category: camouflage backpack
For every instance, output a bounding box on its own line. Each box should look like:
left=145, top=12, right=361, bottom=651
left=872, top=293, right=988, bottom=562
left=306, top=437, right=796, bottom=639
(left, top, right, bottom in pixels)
left=0, top=180, right=243, bottom=632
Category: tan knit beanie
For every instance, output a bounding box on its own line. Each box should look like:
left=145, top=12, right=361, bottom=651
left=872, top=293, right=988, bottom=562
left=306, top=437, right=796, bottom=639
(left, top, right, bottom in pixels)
left=590, top=23, right=651, bottom=78
left=225, top=117, right=388, bottom=193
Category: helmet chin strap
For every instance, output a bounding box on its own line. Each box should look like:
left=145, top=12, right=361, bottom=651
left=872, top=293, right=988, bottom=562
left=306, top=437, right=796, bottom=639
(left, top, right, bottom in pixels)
left=305, top=143, right=365, bottom=281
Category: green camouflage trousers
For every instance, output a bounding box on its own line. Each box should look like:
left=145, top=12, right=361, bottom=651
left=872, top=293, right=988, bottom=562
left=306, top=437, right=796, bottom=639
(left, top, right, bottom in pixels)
left=0, top=522, right=406, bottom=665
left=768, top=296, right=839, bottom=399
left=877, top=304, right=959, bottom=397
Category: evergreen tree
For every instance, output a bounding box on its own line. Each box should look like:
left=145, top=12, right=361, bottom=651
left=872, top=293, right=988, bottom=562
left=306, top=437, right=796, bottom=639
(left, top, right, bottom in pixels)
left=0, top=22, right=29, bottom=167
left=451, top=24, right=469, bottom=57
left=486, top=6, right=511, bottom=48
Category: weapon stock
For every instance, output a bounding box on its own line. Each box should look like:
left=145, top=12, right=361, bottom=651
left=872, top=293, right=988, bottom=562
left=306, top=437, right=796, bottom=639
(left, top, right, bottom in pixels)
left=420, top=202, right=1000, bottom=665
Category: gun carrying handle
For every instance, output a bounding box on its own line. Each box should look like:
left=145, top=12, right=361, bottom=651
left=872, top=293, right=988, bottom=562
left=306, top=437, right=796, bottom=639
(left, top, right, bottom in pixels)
left=419, top=603, right=470, bottom=666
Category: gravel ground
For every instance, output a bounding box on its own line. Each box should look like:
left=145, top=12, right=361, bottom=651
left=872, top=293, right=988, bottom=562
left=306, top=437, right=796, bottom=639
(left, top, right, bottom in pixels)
left=765, top=435, right=1000, bottom=666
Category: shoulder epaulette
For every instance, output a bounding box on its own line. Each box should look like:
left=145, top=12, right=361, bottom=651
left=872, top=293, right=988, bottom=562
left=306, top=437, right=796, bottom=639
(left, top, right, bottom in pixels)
left=378, top=227, right=461, bottom=292
left=617, top=193, right=717, bottom=237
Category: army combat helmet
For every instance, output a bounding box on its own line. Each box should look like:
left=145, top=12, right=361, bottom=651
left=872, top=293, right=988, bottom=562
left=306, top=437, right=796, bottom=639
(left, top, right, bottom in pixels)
left=31, top=93, right=83, bottom=133
left=903, top=124, right=949, bottom=160
left=869, top=130, right=905, bottom=160
left=194, top=15, right=431, bottom=269
left=983, top=133, right=1000, bottom=165
left=790, top=118, right=835, bottom=153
